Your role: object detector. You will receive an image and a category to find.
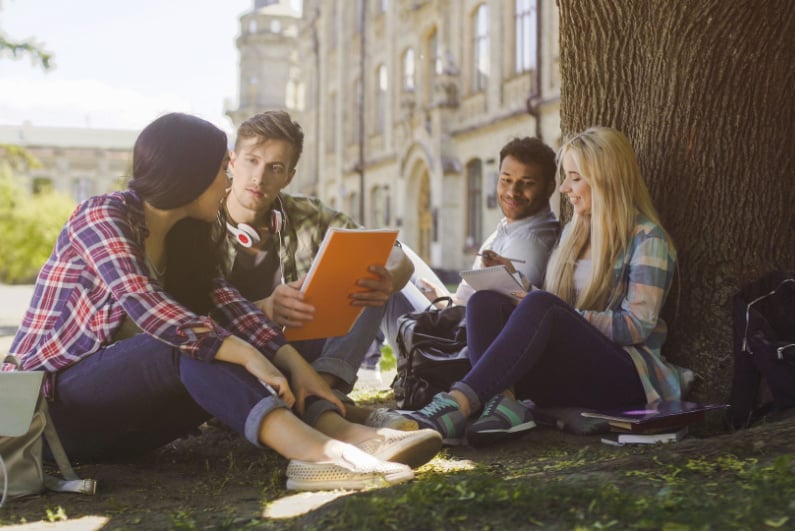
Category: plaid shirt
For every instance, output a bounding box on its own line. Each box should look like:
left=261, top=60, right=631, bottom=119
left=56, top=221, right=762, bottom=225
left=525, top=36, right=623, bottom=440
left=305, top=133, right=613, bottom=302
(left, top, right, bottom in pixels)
left=10, top=190, right=286, bottom=398
left=576, top=214, right=689, bottom=403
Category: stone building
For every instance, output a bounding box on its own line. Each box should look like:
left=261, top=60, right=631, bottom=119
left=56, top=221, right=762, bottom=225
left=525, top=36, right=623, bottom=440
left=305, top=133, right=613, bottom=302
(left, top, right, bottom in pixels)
left=0, top=123, right=136, bottom=203
left=227, top=0, right=561, bottom=271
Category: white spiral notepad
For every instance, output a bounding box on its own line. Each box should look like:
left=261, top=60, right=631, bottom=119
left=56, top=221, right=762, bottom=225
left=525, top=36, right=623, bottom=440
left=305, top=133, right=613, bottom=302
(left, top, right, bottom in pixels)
left=460, top=265, right=530, bottom=300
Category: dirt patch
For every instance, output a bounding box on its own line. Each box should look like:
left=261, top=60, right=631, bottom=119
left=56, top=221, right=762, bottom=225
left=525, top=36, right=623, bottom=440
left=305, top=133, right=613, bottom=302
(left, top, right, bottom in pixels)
left=2, top=395, right=794, bottom=530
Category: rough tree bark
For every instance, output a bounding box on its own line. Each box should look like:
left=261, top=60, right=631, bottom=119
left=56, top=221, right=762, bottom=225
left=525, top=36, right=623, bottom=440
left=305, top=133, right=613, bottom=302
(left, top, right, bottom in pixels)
left=557, top=0, right=795, bottom=402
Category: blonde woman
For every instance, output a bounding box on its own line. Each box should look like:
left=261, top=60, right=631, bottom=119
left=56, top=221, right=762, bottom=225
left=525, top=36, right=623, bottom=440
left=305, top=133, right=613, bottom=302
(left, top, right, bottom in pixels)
left=405, top=127, right=691, bottom=447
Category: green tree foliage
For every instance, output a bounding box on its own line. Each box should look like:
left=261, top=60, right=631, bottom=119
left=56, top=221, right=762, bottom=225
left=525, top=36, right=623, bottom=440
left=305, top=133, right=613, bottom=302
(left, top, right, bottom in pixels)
left=0, top=164, right=74, bottom=284
left=0, top=33, right=53, bottom=69
left=0, top=0, right=53, bottom=71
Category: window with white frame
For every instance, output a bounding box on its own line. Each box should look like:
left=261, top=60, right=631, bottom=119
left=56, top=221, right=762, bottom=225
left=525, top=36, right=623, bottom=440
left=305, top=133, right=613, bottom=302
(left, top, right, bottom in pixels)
left=375, top=64, right=388, bottom=134
left=471, top=4, right=489, bottom=92
left=466, top=159, right=483, bottom=248
left=515, top=0, right=537, bottom=73
left=402, top=48, right=416, bottom=91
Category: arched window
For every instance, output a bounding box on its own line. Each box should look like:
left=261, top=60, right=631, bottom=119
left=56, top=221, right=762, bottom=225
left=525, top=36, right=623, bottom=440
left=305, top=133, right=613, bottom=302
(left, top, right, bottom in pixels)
left=515, top=0, right=537, bottom=73
left=471, top=4, right=489, bottom=92
left=466, top=159, right=483, bottom=248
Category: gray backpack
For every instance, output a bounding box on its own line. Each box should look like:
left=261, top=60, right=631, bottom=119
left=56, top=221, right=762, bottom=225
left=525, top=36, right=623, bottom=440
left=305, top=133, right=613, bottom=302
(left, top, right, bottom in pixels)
left=0, top=355, right=96, bottom=507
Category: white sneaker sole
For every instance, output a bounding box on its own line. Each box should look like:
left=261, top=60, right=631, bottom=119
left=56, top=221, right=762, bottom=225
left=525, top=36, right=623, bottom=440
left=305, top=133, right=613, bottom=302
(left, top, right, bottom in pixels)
left=285, top=461, right=414, bottom=491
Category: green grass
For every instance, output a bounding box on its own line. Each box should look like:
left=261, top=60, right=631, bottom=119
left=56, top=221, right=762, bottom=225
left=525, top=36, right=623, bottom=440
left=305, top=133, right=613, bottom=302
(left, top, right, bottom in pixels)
left=291, top=453, right=795, bottom=530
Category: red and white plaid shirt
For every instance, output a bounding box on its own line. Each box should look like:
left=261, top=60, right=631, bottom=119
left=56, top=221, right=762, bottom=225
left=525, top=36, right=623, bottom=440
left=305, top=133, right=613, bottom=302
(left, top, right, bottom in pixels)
left=10, top=190, right=286, bottom=397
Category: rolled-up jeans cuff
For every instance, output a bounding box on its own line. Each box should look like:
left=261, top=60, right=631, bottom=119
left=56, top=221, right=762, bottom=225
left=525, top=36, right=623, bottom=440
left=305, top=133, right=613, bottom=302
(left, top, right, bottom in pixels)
left=302, top=390, right=354, bottom=428
left=451, top=381, right=481, bottom=414
left=312, top=357, right=358, bottom=394
left=244, top=395, right=289, bottom=447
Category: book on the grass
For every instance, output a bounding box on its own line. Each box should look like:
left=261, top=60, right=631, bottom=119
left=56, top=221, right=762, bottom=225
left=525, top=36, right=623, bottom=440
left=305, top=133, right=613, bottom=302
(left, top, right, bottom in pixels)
left=601, top=427, right=689, bottom=446
left=460, top=265, right=532, bottom=300
left=283, top=227, right=399, bottom=342
left=581, top=401, right=728, bottom=434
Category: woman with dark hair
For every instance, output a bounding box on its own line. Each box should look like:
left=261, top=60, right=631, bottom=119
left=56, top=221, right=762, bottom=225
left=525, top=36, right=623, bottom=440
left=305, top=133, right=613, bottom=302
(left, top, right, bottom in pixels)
left=10, top=113, right=439, bottom=491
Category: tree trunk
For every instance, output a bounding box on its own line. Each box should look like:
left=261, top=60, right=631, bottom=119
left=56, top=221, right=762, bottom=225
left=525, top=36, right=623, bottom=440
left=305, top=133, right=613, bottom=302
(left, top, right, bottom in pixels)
left=557, top=0, right=795, bottom=402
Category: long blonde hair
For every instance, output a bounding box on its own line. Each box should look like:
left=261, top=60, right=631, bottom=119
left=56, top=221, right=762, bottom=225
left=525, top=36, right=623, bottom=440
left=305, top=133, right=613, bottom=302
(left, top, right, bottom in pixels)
left=545, top=127, right=668, bottom=310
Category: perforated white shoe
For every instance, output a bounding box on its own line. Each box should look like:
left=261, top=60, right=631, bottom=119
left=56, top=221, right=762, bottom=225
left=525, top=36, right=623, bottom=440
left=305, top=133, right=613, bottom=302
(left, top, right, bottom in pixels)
left=285, top=459, right=414, bottom=491
left=364, top=407, right=419, bottom=431
left=355, top=428, right=442, bottom=468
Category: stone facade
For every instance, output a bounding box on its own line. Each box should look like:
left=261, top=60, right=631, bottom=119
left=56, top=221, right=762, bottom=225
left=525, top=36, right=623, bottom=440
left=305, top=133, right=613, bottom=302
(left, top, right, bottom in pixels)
left=227, top=0, right=561, bottom=271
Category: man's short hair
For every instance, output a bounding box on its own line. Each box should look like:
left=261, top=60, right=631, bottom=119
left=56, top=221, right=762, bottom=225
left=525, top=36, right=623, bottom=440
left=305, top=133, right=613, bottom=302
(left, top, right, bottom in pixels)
left=236, top=110, right=304, bottom=170
left=499, top=137, right=556, bottom=184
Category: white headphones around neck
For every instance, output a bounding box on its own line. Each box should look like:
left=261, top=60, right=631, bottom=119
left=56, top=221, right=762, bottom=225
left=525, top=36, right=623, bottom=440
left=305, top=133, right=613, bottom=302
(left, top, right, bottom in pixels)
left=226, top=209, right=284, bottom=248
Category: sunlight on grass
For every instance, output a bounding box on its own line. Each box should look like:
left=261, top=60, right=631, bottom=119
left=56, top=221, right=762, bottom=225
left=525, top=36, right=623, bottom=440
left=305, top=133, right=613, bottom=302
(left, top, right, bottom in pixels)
left=2, top=515, right=109, bottom=530
left=263, top=490, right=355, bottom=519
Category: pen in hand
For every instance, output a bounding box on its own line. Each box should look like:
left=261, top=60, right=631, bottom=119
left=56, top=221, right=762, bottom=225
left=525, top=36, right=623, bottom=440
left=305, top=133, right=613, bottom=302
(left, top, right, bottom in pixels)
left=477, top=252, right=527, bottom=264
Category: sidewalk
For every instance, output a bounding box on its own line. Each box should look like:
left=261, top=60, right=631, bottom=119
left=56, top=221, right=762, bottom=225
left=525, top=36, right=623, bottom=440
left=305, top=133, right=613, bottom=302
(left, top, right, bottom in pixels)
left=0, top=283, right=33, bottom=352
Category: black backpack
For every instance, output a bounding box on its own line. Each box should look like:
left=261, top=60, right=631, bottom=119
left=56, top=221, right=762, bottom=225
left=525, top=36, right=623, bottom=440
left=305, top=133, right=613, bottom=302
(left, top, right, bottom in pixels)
left=726, top=271, right=795, bottom=429
left=391, top=298, right=472, bottom=410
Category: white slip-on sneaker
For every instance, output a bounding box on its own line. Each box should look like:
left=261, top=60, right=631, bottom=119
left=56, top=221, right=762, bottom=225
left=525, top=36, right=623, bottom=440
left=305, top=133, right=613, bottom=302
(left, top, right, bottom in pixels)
left=364, top=407, right=419, bottom=431
left=355, top=428, right=442, bottom=469
left=285, top=459, right=414, bottom=491
left=285, top=443, right=414, bottom=491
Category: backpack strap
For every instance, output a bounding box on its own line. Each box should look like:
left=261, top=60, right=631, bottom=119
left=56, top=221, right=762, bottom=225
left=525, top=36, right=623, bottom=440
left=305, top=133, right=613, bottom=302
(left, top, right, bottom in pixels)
left=39, top=400, right=96, bottom=495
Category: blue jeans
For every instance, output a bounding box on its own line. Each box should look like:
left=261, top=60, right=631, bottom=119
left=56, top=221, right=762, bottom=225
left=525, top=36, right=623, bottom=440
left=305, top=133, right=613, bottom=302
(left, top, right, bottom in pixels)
left=452, top=290, right=645, bottom=412
left=295, top=304, right=386, bottom=394
left=48, top=334, right=286, bottom=462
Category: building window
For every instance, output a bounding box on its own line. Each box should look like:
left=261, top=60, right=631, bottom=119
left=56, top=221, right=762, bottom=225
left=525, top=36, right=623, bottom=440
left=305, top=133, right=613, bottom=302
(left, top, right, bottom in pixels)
left=402, top=48, right=415, bottom=91
left=471, top=4, right=489, bottom=92
left=72, top=177, right=93, bottom=203
left=248, top=19, right=257, bottom=34
left=329, top=3, right=337, bottom=49
left=371, top=186, right=384, bottom=226
left=369, top=185, right=391, bottom=226
left=327, top=92, right=337, bottom=153
left=515, top=0, right=537, bottom=73
left=426, top=27, right=442, bottom=103
left=353, top=78, right=363, bottom=145
left=32, top=176, right=53, bottom=195
left=374, top=64, right=387, bottom=134
left=355, top=0, right=364, bottom=33
left=347, top=191, right=359, bottom=222
left=466, top=159, right=483, bottom=248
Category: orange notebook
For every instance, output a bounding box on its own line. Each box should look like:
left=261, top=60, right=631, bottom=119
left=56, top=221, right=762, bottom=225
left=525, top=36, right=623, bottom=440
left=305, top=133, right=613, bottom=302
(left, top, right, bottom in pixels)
left=283, top=227, right=399, bottom=341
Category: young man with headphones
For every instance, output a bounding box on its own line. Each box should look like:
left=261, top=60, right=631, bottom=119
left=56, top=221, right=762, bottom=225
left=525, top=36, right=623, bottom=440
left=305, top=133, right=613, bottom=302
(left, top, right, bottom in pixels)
left=224, top=110, right=417, bottom=431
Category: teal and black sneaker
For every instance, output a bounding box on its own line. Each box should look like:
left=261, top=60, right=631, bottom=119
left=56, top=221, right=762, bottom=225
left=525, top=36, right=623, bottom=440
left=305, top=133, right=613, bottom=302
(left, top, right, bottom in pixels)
left=403, top=392, right=467, bottom=445
left=466, top=394, right=536, bottom=448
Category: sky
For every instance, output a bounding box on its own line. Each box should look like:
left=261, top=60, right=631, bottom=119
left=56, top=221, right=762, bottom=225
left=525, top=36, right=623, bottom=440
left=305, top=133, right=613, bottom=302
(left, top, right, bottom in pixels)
left=0, top=0, right=262, bottom=135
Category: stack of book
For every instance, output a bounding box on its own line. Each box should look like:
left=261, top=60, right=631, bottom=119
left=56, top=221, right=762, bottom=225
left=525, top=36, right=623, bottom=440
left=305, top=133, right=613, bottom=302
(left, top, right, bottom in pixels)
left=581, top=401, right=729, bottom=446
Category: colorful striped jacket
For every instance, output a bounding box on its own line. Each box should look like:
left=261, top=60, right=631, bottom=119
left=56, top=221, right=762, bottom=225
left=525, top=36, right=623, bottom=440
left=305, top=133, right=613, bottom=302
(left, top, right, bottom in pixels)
left=577, top=214, right=692, bottom=403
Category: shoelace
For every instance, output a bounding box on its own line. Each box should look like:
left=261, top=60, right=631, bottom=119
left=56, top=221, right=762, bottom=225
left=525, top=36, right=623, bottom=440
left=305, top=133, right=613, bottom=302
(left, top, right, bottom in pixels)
left=421, top=396, right=456, bottom=416
left=481, top=397, right=502, bottom=417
